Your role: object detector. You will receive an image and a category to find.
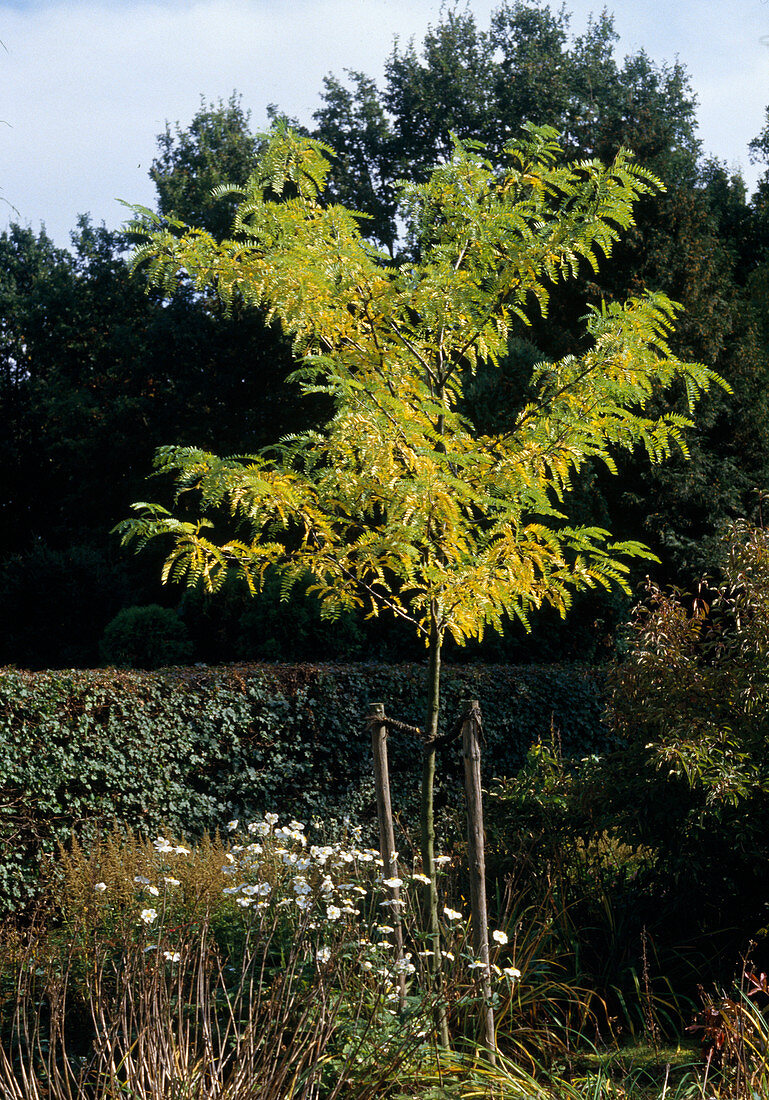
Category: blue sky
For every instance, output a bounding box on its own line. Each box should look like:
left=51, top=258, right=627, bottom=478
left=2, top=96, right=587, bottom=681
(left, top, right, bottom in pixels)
left=2, top=0, right=769, bottom=248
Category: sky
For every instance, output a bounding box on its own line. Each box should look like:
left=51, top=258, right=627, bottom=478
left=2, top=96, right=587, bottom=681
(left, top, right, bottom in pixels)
left=2, top=0, right=769, bottom=249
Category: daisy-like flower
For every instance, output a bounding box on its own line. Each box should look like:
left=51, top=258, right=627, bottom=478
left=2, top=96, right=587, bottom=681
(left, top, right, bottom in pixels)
left=94, top=882, right=107, bottom=893
left=434, top=855, right=452, bottom=866
left=153, top=837, right=173, bottom=853
left=443, top=907, right=462, bottom=921
left=147, top=885, right=160, bottom=897
left=492, top=930, right=508, bottom=945
left=227, top=820, right=239, bottom=832
left=163, top=877, right=180, bottom=887
left=134, top=876, right=150, bottom=885
left=326, top=905, right=342, bottom=921
left=382, top=876, right=403, bottom=889
left=316, top=946, right=332, bottom=964
left=163, top=951, right=181, bottom=962
left=139, top=908, right=157, bottom=925
left=411, top=873, right=431, bottom=885
left=503, top=967, right=522, bottom=980
left=264, top=813, right=279, bottom=826
left=174, top=845, right=190, bottom=856
left=236, top=897, right=252, bottom=908
left=468, top=960, right=488, bottom=971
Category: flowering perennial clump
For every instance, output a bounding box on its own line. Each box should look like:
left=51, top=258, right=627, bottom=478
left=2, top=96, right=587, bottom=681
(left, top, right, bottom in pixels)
left=82, top=815, right=523, bottom=1011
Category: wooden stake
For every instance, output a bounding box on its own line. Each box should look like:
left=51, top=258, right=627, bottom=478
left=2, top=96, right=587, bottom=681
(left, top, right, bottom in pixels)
left=462, top=699, right=496, bottom=1064
left=369, top=702, right=406, bottom=1010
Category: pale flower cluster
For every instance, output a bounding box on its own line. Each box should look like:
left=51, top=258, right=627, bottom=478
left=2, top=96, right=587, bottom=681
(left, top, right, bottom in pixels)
left=91, top=814, right=522, bottom=994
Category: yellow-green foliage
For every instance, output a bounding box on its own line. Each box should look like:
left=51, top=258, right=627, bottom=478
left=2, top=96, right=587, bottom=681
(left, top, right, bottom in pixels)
left=119, top=124, right=724, bottom=650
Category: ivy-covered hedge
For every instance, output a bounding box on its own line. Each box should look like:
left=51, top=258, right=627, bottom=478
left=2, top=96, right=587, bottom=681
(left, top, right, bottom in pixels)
left=0, top=662, right=611, bottom=912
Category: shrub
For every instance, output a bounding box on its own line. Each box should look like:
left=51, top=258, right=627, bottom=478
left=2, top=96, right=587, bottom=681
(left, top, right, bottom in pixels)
left=100, top=603, right=193, bottom=668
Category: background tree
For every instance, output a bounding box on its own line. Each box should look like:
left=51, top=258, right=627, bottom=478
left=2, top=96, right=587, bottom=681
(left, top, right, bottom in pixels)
left=0, top=216, right=305, bottom=667
left=151, top=93, right=262, bottom=239
left=118, top=126, right=719, bottom=1030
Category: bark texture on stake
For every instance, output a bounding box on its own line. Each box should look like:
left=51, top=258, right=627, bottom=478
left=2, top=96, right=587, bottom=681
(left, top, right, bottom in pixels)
left=369, top=703, right=406, bottom=1010
left=462, top=699, right=496, bottom=1063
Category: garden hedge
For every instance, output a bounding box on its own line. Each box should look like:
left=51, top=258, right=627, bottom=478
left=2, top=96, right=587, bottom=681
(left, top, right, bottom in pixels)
left=0, top=662, right=611, bottom=912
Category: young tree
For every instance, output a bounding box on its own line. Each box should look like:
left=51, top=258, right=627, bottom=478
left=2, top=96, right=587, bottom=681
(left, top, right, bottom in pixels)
left=118, top=124, right=721, bottom=1023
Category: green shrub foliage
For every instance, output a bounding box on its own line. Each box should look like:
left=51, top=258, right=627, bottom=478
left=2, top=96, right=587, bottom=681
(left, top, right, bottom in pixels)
left=100, top=604, right=193, bottom=669
left=0, top=662, right=608, bottom=913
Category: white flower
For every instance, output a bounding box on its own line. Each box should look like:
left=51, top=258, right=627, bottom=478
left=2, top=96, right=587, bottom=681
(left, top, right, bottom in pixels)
left=94, top=882, right=107, bottom=893
left=503, top=966, right=522, bottom=981
left=468, top=960, right=488, bottom=971
left=139, top=908, right=157, bottom=925
left=264, top=813, right=279, bottom=826
left=224, top=853, right=235, bottom=863
left=376, top=925, right=394, bottom=935
left=145, top=885, right=158, bottom=897
left=134, top=876, right=150, bottom=885
left=163, top=877, right=180, bottom=887
left=492, top=930, right=508, bottom=945
left=296, top=896, right=312, bottom=911
left=255, top=882, right=271, bottom=896
left=236, top=897, right=252, bottom=908
left=316, top=946, right=332, bottom=964
left=411, top=873, right=431, bottom=885
left=289, top=820, right=305, bottom=831
left=153, top=837, right=172, bottom=853
left=292, top=878, right=311, bottom=895
left=143, top=944, right=157, bottom=953
left=443, top=951, right=455, bottom=961
left=227, top=820, right=239, bottom=832
left=222, top=865, right=236, bottom=876
left=443, top=907, right=462, bottom=921
left=250, top=821, right=271, bottom=836
left=326, top=905, right=342, bottom=921
left=434, top=855, right=451, bottom=866
left=174, top=846, right=190, bottom=856
left=382, top=876, right=403, bottom=889
left=163, top=950, right=181, bottom=962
